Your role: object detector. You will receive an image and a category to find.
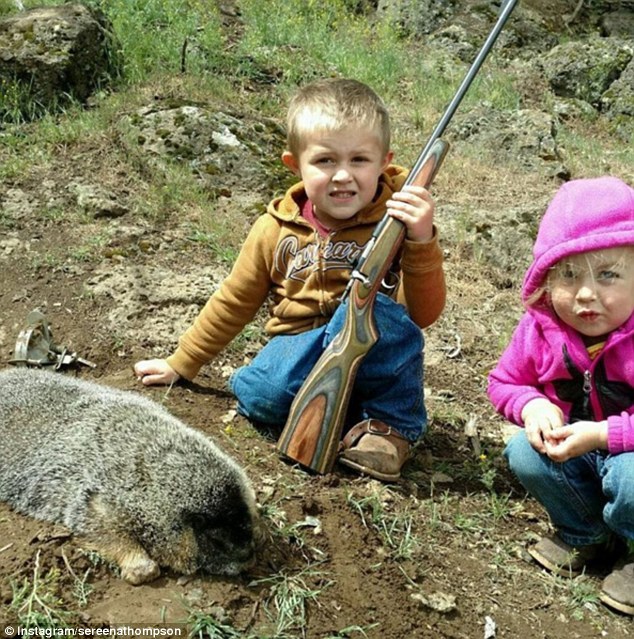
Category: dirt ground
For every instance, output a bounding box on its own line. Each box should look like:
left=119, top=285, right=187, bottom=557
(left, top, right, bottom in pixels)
left=1, top=1, right=633, bottom=638
left=1, top=144, right=632, bottom=639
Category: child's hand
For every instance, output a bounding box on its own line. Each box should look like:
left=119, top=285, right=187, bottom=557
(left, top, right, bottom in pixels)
left=134, top=359, right=181, bottom=386
left=521, top=398, right=564, bottom=454
left=544, top=421, right=608, bottom=462
left=386, top=185, right=434, bottom=242
left=543, top=421, right=609, bottom=462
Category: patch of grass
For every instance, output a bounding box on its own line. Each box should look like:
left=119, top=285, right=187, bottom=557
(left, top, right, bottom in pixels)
left=423, top=488, right=454, bottom=533
left=227, top=321, right=268, bottom=357
left=347, top=489, right=420, bottom=560
left=258, top=498, right=326, bottom=564
left=187, top=608, right=246, bottom=639
left=0, top=76, right=44, bottom=125
left=30, top=253, right=61, bottom=270
left=60, top=551, right=92, bottom=608
left=251, top=566, right=332, bottom=638
left=543, top=574, right=600, bottom=621
left=536, top=569, right=601, bottom=622
left=18, top=0, right=225, bottom=86
left=40, top=206, right=67, bottom=222
left=487, top=490, right=516, bottom=522
left=558, top=121, right=634, bottom=181
left=453, top=512, right=482, bottom=533
left=565, top=575, right=601, bottom=621
left=187, top=229, right=239, bottom=265
left=9, top=551, right=74, bottom=628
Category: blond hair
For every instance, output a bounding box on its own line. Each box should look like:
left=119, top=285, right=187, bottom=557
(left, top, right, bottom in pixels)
left=525, top=246, right=634, bottom=309
left=286, top=78, right=391, bottom=157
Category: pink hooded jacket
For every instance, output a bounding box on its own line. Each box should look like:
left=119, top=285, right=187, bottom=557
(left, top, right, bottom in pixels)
left=487, top=176, right=634, bottom=454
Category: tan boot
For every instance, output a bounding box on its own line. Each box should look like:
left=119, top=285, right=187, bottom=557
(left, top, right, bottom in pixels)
left=600, top=559, right=634, bottom=615
left=338, top=419, right=411, bottom=482
left=528, top=534, right=603, bottom=577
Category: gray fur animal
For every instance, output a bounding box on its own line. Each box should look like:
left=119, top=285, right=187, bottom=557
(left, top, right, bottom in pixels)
left=0, top=367, right=257, bottom=585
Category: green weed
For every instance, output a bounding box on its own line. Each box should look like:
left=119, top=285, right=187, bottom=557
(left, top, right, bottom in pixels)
left=347, top=490, right=420, bottom=560
left=9, top=551, right=73, bottom=628
left=566, top=575, right=601, bottom=621
left=60, top=551, right=93, bottom=608
left=187, top=608, right=246, bottom=639
left=187, top=229, right=239, bottom=265
left=251, top=567, right=332, bottom=638
left=424, top=488, right=453, bottom=533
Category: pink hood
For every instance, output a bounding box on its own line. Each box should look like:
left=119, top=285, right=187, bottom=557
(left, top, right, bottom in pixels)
left=522, top=176, right=634, bottom=303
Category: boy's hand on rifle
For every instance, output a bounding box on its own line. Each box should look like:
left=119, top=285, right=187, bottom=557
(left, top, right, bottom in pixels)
left=386, top=185, right=435, bottom=242
left=134, top=358, right=181, bottom=386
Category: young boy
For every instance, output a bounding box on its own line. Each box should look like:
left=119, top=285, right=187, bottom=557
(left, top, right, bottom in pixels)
left=135, top=78, right=446, bottom=481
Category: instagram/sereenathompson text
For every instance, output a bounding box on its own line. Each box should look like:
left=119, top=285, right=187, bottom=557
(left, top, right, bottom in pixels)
left=3, top=626, right=184, bottom=638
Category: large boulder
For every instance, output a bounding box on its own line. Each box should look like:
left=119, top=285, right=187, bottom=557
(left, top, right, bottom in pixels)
left=0, top=4, right=119, bottom=120
left=450, top=105, right=568, bottom=178
left=121, top=103, right=288, bottom=197
left=540, top=37, right=632, bottom=106
left=600, top=57, right=634, bottom=138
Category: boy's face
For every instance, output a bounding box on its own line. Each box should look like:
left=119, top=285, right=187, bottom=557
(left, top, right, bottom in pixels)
left=282, top=126, right=392, bottom=230
left=549, top=247, right=634, bottom=341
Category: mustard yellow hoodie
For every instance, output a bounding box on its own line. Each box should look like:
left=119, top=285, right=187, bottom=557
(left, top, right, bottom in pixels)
left=167, top=166, right=446, bottom=380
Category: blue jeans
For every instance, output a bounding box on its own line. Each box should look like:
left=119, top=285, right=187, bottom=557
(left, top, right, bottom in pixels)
left=229, top=294, right=426, bottom=441
left=505, top=429, right=634, bottom=546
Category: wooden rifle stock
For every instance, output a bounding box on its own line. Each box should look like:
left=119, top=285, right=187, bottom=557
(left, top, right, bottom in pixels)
left=276, top=0, right=520, bottom=474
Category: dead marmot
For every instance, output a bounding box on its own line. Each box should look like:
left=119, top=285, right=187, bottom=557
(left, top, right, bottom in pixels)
left=0, top=367, right=257, bottom=585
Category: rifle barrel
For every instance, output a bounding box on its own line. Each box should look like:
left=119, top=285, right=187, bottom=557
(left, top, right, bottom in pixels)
left=407, top=0, right=519, bottom=186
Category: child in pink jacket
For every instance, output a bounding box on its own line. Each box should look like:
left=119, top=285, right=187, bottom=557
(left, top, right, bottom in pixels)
left=488, top=176, right=634, bottom=616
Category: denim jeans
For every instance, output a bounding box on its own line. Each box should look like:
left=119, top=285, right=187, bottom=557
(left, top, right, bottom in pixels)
left=505, top=429, right=634, bottom=546
left=229, top=293, right=426, bottom=441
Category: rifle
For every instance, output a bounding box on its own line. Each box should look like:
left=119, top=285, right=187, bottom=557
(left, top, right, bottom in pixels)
left=277, top=0, right=520, bottom=474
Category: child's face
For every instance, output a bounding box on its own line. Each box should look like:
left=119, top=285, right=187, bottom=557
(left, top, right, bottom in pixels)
left=549, top=247, right=634, bottom=340
left=282, top=126, right=393, bottom=229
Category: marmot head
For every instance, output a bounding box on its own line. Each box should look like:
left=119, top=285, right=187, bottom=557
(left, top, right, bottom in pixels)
left=142, top=466, right=258, bottom=578
left=187, top=480, right=257, bottom=575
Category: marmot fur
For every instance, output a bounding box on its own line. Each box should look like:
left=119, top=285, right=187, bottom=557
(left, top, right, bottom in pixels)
left=0, top=367, right=257, bottom=585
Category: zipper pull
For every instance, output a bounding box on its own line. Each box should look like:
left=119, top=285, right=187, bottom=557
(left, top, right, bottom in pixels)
left=583, top=370, right=592, bottom=394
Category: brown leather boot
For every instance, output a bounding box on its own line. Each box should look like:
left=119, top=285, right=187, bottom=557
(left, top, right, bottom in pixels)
left=600, top=559, right=634, bottom=615
left=338, top=419, right=411, bottom=482
left=528, top=534, right=603, bottom=577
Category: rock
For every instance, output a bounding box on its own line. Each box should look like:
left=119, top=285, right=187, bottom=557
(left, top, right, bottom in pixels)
left=0, top=4, right=119, bottom=119
left=451, top=105, right=565, bottom=172
left=601, top=10, right=634, bottom=38
left=377, top=0, right=458, bottom=36
left=540, top=37, right=633, bottom=106
left=122, top=103, right=287, bottom=195
left=411, top=590, right=457, bottom=613
left=600, top=57, right=634, bottom=139
left=69, top=183, right=128, bottom=219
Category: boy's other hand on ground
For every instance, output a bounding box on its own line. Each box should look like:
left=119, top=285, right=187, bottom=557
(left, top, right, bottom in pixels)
left=544, top=421, right=609, bottom=462
left=134, top=359, right=181, bottom=386
left=521, top=398, right=564, bottom=454
left=386, top=185, right=434, bottom=242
